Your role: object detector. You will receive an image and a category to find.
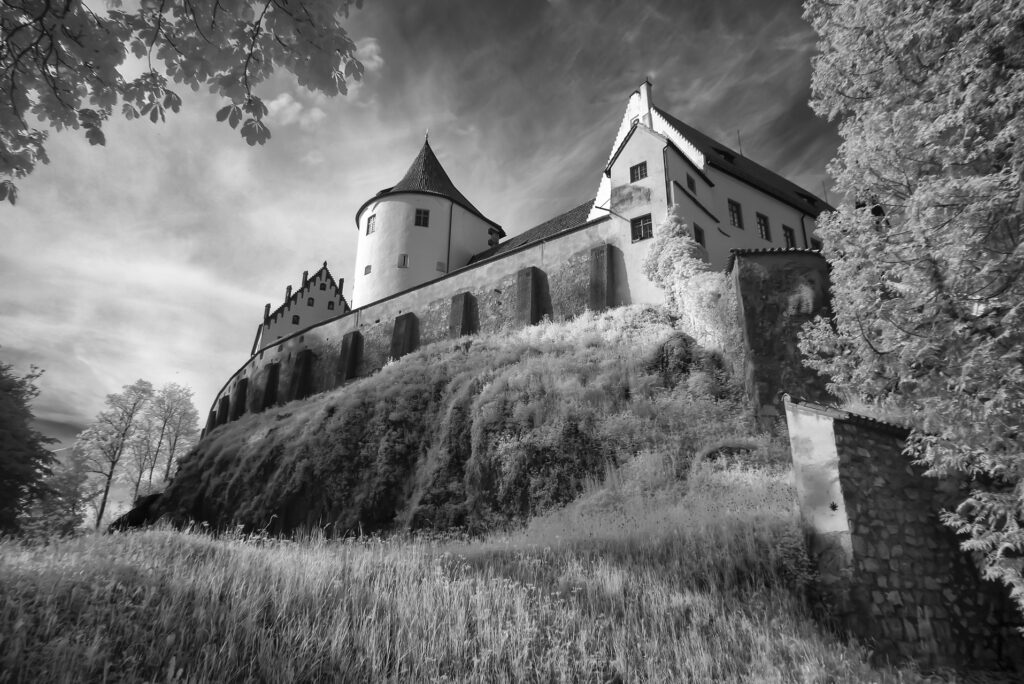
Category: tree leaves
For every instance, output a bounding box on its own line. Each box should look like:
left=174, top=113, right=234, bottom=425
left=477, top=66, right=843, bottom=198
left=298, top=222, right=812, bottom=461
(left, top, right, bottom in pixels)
left=1, top=0, right=366, bottom=201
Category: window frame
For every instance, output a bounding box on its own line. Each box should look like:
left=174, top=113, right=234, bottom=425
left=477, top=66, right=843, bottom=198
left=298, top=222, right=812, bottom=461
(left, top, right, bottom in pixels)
left=327, top=301, right=335, bottom=311
left=366, top=214, right=376, bottom=235
left=306, top=297, right=315, bottom=306
left=319, top=283, right=327, bottom=291
left=782, top=225, right=796, bottom=249
left=756, top=213, right=771, bottom=241
left=414, top=208, right=430, bottom=227
left=629, top=162, right=648, bottom=183
left=291, top=315, right=300, bottom=325
left=364, top=265, right=372, bottom=275
left=728, top=199, right=744, bottom=230
left=397, top=253, right=409, bottom=269
left=693, top=223, right=706, bottom=247
left=686, top=174, right=696, bottom=193
left=630, top=213, right=653, bottom=242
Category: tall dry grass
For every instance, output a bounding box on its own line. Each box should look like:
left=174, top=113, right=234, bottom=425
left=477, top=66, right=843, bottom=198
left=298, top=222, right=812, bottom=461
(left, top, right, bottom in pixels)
left=1, top=461, right=936, bottom=683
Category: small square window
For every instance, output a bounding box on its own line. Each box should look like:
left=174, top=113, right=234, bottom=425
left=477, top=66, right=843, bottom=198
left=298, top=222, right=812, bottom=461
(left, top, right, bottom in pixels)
left=630, top=213, right=653, bottom=242
left=366, top=214, right=376, bottom=235
left=686, top=174, right=696, bottom=193
left=782, top=225, right=796, bottom=249
left=291, top=315, right=300, bottom=325
left=693, top=224, right=706, bottom=247
left=364, top=265, right=372, bottom=275
left=629, top=162, right=648, bottom=182
left=307, top=297, right=315, bottom=306
left=756, top=213, right=771, bottom=241
left=811, top=238, right=824, bottom=251
left=728, top=199, right=744, bottom=229
left=328, top=301, right=335, bottom=311
left=415, top=209, right=430, bottom=227
left=436, top=261, right=447, bottom=273
left=398, top=254, right=409, bottom=268
left=319, top=283, right=326, bottom=291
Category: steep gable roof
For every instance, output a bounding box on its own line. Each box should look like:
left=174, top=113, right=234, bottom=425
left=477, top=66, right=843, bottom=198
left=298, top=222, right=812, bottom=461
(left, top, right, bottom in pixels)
left=470, top=200, right=595, bottom=262
left=653, top=107, right=833, bottom=216
left=356, top=139, right=504, bottom=235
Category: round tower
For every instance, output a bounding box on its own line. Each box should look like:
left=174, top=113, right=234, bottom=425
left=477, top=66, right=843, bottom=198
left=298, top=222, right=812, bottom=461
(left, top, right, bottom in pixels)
left=351, top=138, right=503, bottom=308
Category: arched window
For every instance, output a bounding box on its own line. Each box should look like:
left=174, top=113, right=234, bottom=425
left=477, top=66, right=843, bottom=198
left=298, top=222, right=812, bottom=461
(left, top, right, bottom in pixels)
left=307, top=297, right=314, bottom=306
left=292, top=315, right=300, bottom=324
left=328, top=301, right=335, bottom=310
left=319, top=283, right=326, bottom=291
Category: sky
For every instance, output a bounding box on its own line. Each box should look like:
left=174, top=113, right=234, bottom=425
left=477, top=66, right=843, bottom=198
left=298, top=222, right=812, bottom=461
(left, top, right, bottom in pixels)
left=1, top=0, right=841, bottom=449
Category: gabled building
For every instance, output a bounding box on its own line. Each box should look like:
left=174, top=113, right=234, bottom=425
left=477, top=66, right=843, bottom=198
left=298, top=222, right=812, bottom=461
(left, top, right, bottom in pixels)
left=251, top=262, right=348, bottom=354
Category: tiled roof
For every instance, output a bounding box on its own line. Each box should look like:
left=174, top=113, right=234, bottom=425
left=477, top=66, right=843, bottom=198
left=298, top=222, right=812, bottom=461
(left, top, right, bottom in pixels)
left=470, top=200, right=595, bottom=263
left=653, top=108, right=833, bottom=216
left=357, top=139, right=503, bottom=234
left=726, top=247, right=825, bottom=272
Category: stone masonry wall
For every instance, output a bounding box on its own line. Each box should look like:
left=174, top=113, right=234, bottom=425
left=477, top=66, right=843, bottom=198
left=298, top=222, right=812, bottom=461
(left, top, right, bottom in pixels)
left=831, top=418, right=1022, bottom=668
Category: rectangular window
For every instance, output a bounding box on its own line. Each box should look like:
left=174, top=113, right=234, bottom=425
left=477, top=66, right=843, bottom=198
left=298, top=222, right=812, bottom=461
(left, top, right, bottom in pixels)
left=693, top=223, right=706, bottom=247
left=686, top=174, right=696, bottom=193
left=364, top=265, right=372, bottom=275
left=782, top=225, right=796, bottom=249
left=728, top=199, right=744, bottom=229
left=415, top=209, right=430, bottom=227
left=811, top=238, right=824, bottom=251
left=397, top=254, right=409, bottom=268
left=756, top=213, right=771, bottom=241
left=291, top=315, right=300, bottom=325
left=630, top=213, right=653, bottom=242
left=629, top=162, right=648, bottom=182
left=319, top=283, right=326, bottom=290
left=436, top=261, right=447, bottom=273
left=327, top=301, right=335, bottom=310
left=306, top=297, right=314, bottom=306
left=366, top=214, right=376, bottom=235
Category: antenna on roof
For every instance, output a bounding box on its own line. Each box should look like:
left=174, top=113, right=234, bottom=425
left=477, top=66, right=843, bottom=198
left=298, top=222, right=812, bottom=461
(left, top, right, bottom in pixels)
left=736, top=130, right=743, bottom=157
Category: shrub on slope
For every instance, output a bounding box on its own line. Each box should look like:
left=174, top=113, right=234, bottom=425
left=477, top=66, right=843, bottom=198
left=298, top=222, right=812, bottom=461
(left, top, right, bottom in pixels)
left=162, top=306, right=753, bottom=534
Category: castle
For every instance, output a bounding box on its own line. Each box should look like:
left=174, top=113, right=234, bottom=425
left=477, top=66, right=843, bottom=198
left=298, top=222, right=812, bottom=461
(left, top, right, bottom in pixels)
left=205, top=80, right=831, bottom=431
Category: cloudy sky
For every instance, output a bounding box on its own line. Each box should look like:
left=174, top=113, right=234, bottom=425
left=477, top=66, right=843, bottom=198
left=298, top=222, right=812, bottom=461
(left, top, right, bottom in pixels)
left=2, top=0, right=841, bottom=447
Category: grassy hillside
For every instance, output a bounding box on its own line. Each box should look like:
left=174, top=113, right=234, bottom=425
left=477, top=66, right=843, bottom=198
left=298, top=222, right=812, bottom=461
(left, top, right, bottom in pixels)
left=162, top=305, right=760, bottom=535
left=0, top=462, right=940, bottom=682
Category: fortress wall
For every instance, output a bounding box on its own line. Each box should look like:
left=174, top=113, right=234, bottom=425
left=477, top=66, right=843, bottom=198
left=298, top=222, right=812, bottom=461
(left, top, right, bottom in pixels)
left=785, top=398, right=1023, bottom=670
left=731, top=250, right=833, bottom=428
left=205, top=215, right=649, bottom=428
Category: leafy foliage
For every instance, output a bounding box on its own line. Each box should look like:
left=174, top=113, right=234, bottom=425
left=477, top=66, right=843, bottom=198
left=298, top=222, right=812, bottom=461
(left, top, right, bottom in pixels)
left=18, top=445, right=96, bottom=537
left=642, top=205, right=746, bottom=374
left=0, top=359, right=54, bottom=533
left=163, top=306, right=755, bottom=535
left=0, top=0, right=366, bottom=202
left=801, top=0, right=1024, bottom=612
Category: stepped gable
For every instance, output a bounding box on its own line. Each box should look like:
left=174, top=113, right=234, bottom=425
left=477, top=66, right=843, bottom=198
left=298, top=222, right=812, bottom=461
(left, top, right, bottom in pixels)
left=470, top=200, right=595, bottom=263
left=359, top=138, right=504, bottom=235
left=653, top=107, right=833, bottom=216
left=263, top=261, right=346, bottom=323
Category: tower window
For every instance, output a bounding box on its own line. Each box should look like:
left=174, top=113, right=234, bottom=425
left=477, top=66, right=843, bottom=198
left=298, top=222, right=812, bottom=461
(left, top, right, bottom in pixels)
left=397, top=254, right=409, bottom=268
left=686, top=174, right=696, bottom=193
left=328, top=301, right=335, bottom=310
left=629, top=162, right=648, bottom=182
left=630, top=214, right=653, bottom=242
left=415, top=209, right=430, bottom=227
left=291, top=315, right=300, bottom=325
left=307, top=297, right=315, bottom=306
left=756, top=213, right=771, bottom=241
left=728, top=200, right=744, bottom=229
left=319, top=283, right=327, bottom=291
left=364, top=265, right=372, bottom=275
left=366, top=214, right=376, bottom=235
left=693, top=224, right=706, bottom=247
left=782, top=225, right=796, bottom=249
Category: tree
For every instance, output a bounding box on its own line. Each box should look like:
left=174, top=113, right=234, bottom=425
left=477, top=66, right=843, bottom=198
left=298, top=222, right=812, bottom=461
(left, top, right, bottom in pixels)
left=19, top=444, right=97, bottom=537
left=123, top=383, right=199, bottom=499
left=801, top=0, right=1024, bottom=612
left=0, top=0, right=366, bottom=204
left=76, top=379, right=153, bottom=528
left=0, top=358, right=55, bottom=533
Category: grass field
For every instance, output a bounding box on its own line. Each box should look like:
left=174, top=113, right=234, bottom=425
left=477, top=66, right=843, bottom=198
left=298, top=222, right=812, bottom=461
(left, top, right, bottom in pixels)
left=1, top=460, right=946, bottom=683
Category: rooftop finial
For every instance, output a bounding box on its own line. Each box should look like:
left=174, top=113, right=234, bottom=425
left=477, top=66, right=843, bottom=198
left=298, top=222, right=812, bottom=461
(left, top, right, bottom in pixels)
left=425, top=129, right=429, bottom=142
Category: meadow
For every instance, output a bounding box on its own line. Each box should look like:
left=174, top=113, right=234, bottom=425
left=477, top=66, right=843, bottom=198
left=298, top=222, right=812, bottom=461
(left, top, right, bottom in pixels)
left=1, top=459, right=950, bottom=683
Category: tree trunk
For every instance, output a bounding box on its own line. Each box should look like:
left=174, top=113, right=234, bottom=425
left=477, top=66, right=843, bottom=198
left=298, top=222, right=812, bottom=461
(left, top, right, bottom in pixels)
left=147, top=418, right=168, bottom=487
left=94, top=465, right=115, bottom=530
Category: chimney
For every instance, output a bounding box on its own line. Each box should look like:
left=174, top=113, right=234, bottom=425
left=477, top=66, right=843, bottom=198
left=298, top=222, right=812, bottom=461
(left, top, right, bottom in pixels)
left=302, top=270, right=309, bottom=288
left=264, top=303, right=271, bottom=321
left=638, top=77, right=653, bottom=127
left=285, top=285, right=292, bottom=303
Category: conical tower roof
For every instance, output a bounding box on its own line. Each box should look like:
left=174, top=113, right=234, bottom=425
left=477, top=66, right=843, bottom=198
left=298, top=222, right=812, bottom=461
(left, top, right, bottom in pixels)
left=356, top=139, right=503, bottom=235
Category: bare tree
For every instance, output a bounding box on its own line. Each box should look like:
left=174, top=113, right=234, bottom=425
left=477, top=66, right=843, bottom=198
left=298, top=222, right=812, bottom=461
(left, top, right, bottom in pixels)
left=76, top=380, right=153, bottom=529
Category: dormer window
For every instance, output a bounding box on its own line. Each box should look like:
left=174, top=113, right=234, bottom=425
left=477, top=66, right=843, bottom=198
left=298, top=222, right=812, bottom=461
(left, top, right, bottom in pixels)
left=415, top=209, right=430, bottom=227
left=366, top=214, right=376, bottom=235
left=307, top=297, right=315, bottom=306
left=629, top=162, right=647, bottom=183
